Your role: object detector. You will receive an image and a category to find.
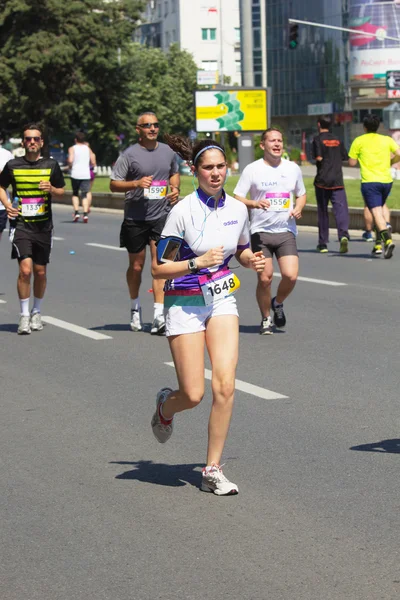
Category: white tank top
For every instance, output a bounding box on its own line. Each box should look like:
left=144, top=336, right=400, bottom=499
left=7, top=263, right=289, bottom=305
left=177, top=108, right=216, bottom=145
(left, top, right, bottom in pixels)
left=71, top=144, right=90, bottom=179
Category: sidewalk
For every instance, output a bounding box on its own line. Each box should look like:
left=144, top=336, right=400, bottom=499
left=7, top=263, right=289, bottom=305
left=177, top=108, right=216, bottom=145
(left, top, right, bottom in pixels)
left=300, top=164, right=360, bottom=180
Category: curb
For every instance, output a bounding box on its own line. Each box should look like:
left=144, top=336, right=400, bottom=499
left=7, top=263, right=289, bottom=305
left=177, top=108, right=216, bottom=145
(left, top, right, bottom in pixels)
left=56, top=191, right=400, bottom=234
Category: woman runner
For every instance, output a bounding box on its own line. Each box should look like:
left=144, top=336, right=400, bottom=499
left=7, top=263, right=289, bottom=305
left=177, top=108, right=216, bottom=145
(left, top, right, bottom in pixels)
left=151, top=136, right=265, bottom=495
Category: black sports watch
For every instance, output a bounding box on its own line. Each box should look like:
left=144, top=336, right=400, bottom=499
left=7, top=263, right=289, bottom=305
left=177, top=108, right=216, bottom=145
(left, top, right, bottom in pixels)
left=188, top=258, right=199, bottom=274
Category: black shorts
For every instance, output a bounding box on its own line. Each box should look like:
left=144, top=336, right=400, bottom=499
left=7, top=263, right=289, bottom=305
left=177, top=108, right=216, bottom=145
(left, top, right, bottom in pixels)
left=120, top=216, right=167, bottom=254
left=71, top=178, right=91, bottom=196
left=251, top=231, right=298, bottom=259
left=0, top=210, right=7, bottom=232
left=11, top=229, right=52, bottom=265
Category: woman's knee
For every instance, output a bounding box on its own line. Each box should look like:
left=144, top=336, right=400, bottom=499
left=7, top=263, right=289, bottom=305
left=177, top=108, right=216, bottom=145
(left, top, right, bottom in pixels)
left=212, top=377, right=235, bottom=403
left=180, top=387, right=204, bottom=409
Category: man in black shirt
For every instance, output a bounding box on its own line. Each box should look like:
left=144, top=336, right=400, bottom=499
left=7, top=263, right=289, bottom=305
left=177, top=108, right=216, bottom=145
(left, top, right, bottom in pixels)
left=0, top=123, right=65, bottom=334
left=312, top=115, right=350, bottom=253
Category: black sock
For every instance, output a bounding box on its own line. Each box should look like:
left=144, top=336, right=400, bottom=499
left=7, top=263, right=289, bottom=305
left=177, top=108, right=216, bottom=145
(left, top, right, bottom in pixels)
left=380, top=229, right=391, bottom=243
left=83, top=212, right=88, bottom=217
left=74, top=210, right=79, bottom=215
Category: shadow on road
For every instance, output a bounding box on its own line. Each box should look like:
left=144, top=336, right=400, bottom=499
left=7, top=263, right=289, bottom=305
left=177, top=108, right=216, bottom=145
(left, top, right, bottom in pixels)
left=110, top=460, right=203, bottom=488
left=350, top=439, right=400, bottom=454
left=0, top=323, right=18, bottom=333
left=91, top=322, right=156, bottom=333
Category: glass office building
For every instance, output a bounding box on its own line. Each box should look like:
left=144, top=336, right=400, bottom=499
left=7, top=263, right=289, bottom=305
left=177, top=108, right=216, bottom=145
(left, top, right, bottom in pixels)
left=260, top=0, right=347, bottom=117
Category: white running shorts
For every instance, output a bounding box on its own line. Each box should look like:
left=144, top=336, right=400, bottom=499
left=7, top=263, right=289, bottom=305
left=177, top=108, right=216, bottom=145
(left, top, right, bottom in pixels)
left=165, top=295, right=238, bottom=337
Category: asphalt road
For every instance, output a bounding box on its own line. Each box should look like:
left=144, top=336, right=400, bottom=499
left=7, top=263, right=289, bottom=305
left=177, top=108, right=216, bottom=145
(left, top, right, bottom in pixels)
left=1, top=205, right=400, bottom=600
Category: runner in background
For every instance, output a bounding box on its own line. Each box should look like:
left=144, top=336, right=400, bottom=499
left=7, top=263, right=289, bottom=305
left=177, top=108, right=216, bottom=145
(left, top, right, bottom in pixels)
left=68, top=132, right=95, bottom=223
left=234, top=128, right=306, bottom=335
left=0, top=146, right=14, bottom=242
left=110, top=112, right=180, bottom=335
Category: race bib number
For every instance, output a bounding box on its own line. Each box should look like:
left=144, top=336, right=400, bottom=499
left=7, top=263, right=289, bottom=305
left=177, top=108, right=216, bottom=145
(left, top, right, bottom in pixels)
left=265, top=192, right=291, bottom=212
left=144, top=180, right=167, bottom=200
left=21, top=197, right=46, bottom=217
left=199, top=269, right=241, bottom=306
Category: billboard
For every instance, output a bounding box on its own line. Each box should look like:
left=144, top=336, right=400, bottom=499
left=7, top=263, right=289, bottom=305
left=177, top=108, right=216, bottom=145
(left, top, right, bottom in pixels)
left=349, top=1, right=400, bottom=80
left=195, top=89, right=268, bottom=132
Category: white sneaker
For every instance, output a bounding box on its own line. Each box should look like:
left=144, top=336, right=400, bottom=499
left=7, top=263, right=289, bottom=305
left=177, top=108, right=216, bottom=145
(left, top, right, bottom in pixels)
left=130, top=308, right=143, bottom=332
left=17, top=315, right=31, bottom=335
left=201, top=464, right=239, bottom=496
left=259, top=316, right=273, bottom=335
left=151, top=314, right=166, bottom=335
left=151, top=387, right=173, bottom=443
left=30, top=312, right=43, bottom=331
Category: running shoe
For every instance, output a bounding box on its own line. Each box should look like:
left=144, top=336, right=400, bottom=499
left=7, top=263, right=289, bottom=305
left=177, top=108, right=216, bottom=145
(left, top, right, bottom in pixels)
left=17, top=315, right=31, bottom=335
left=259, top=316, right=273, bottom=335
left=73, top=213, right=80, bottom=223
left=316, top=244, right=328, bottom=253
left=339, top=236, right=349, bottom=254
left=362, top=231, right=374, bottom=242
left=130, top=308, right=143, bottom=332
left=151, top=314, right=166, bottom=336
left=384, top=239, right=395, bottom=260
left=83, top=215, right=88, bottom=223
left=201, top=464, right=239, bottom=496
left=271, top=297, right=286, bottom=328
left=151, top=387, right=173, bottom=443
left=30, top=312, right=43, bottom=331
left=372, top=243, right=383, bottom=255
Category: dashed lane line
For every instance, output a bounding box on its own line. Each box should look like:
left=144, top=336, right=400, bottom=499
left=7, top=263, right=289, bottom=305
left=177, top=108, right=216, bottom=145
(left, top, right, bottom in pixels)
left=85, top=243, right=125, bottom=251
left=42, top=316, right=112, bottom=340
left=165, top=362, right=288, bottom=400
left=273, top=272, right=347, bottom=287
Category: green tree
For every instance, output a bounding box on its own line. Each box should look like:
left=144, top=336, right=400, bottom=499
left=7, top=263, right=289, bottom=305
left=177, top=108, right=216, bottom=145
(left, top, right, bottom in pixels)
left=122, top=43, right=198, bottom=141
left=0, top=0, right=145, bottom=156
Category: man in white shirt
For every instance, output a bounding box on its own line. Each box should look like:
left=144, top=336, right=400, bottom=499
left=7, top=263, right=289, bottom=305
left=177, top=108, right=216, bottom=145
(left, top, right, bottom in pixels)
left=68, top=131, right=96, bottom=223
left=0, top=146, right=14, bottom=241
left=234, top=128, right=306, bottom=334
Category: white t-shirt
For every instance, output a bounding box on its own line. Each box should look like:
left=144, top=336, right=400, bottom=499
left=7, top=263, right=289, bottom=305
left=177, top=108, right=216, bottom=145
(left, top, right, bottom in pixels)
left=0, top=148, right=14, bottom=209
left=161, top=189, right=250, bottom=293
left=70, top=144, right=90, bottom=179
left=233, top=158, right=306, bottom=235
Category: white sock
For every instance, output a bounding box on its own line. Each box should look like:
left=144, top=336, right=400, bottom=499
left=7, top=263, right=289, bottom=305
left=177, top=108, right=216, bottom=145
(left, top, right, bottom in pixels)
left=32, top=297, right=42, bottom=314
left=20, top=298, right=30, bottom=317
left=131, top=298, right=140, bottom=311
left=154, top=302, right=164, bottom=319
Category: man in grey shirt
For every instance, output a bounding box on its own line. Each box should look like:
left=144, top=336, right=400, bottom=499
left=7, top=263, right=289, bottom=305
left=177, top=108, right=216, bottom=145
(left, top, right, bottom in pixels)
left=110, top=112, right=180, bottom=334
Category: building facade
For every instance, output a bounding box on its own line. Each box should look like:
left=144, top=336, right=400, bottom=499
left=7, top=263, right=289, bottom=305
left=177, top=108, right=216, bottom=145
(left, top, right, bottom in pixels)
left=240, top=0, right=400, bottom=148
left=138, top=0, right=242, bottom=86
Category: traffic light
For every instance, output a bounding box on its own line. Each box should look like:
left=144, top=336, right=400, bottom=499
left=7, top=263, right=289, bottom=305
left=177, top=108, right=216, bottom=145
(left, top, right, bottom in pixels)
left=288, top=23, right=299, bottom=49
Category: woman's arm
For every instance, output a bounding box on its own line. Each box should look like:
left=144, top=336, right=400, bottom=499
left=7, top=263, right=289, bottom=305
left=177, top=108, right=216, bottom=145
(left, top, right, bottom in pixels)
left=235, top=248, right=265, bottom=272
left=152, top=246, right=224, bottom=279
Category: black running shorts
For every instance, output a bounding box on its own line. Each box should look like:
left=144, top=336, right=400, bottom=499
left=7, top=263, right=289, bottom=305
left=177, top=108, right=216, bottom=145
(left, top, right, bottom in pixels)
left=120, top=215, right=167, bottom=254
left=251, top=231, right=298, bottom=259
left=11, top=229, right=52, bottom=265
left=71, top=178, right=91, bottom=197
left=0, top=210, right=7, bottom=232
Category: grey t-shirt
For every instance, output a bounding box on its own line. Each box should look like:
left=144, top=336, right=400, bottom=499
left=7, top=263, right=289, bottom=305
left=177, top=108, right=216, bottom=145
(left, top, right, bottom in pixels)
left=111, top=142, right=178, bottom=221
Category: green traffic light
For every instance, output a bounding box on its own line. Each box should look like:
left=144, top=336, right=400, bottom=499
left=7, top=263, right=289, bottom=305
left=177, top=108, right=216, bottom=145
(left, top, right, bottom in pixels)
left=289, top=40, right=298, bottom=49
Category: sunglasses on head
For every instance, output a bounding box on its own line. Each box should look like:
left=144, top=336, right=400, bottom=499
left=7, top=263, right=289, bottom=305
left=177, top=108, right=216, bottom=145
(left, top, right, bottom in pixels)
left=24, top=136, right=41, bottom=142
left=137, top=123, right=159, bottom=129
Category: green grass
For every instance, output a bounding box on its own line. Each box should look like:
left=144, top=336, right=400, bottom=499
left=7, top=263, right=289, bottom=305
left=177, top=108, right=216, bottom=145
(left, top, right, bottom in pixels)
left=88, top=175, right=400, bottom=209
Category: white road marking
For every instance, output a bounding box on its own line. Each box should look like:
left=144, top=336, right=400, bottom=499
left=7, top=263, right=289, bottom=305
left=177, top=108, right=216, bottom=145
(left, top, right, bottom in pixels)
left=85, top=243, right=125, bottom=251
left=165, top=362, right=288, bottom=400
left=42, top=316, right=112, bottom=340
left=53, top=236, right=64, bottom=241
left=0, top=299, right=6, bottom=304
left=273, top=272, right=347, bottom=287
